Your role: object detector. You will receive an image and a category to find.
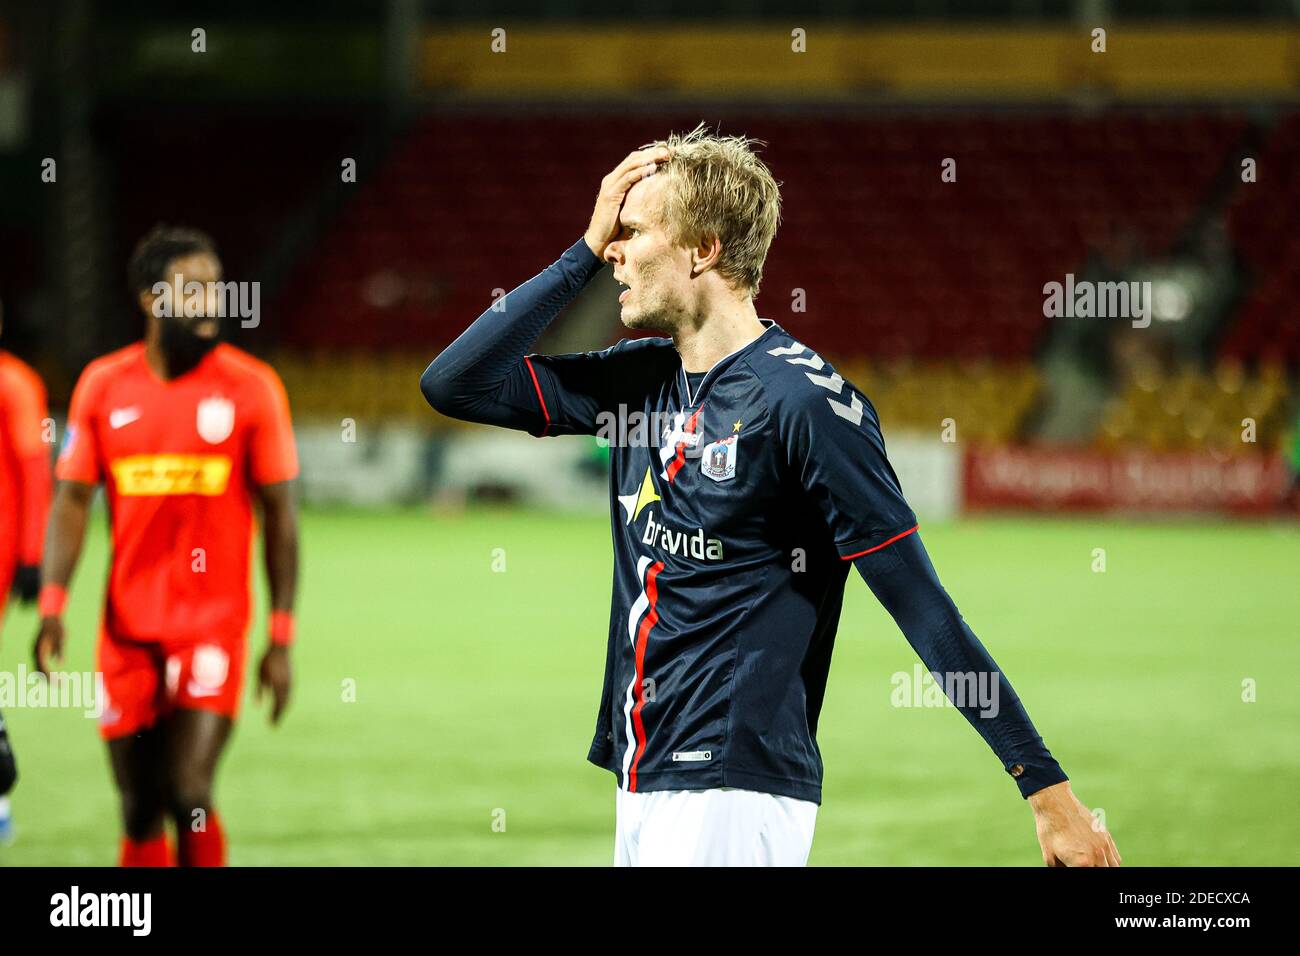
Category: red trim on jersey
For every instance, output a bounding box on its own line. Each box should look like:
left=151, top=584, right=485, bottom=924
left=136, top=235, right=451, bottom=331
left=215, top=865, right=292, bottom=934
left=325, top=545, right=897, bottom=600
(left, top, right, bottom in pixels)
left=523, top=356, right=551, bottom=437
left=628, top=560, right=664, bottom=792
left=665, top=405, right=704, bottom=484
left=840, top=524, right=920, bottom=560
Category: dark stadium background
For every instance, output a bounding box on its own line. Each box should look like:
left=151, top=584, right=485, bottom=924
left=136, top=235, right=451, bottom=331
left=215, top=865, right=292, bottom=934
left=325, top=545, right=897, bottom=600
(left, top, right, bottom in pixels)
left=0, top=0, right=1296, bottom=865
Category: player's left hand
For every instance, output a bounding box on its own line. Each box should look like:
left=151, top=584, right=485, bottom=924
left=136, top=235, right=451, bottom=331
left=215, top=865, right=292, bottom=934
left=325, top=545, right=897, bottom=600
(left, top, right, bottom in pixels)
left=11, top=565, right=39, bottom=604
left=1028, top=780, right=1121, bottom=866
left=256, top=645, right=292, bottom=725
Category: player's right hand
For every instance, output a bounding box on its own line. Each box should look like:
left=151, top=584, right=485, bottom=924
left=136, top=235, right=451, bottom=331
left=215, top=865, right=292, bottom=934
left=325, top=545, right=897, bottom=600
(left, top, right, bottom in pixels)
left=256, top=645, right=292, bottom=726
left=33, top=617, right=65, bottom=679
left=583, top=146, right=672, bottom=260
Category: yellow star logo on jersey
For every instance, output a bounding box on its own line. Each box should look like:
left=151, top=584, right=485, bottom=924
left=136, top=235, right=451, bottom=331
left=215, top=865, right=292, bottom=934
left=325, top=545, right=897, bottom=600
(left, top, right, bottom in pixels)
left=732, top=419, right=743, bottom=433
left=617, top=466, right=661, bottom=524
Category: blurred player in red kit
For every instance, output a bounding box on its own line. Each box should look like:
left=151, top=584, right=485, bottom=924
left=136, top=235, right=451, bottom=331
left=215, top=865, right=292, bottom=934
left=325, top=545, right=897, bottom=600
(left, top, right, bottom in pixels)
left=33, top=227, right=300, bottom=866
left=0, top=299, right=52, bottom=615
left=0, top=297, right=54, bottom=839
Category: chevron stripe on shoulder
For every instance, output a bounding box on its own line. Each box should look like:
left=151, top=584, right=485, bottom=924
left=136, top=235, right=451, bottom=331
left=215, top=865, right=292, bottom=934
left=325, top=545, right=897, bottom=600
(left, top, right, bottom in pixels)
left=763, top=339, right=864, bottom=426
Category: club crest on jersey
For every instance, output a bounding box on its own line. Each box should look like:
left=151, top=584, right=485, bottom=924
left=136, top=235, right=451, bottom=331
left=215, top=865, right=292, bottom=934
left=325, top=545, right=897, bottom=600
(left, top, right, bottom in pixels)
left=196, top=396, right=235, bottom=444
left=700, top=435, right=738, bottom=482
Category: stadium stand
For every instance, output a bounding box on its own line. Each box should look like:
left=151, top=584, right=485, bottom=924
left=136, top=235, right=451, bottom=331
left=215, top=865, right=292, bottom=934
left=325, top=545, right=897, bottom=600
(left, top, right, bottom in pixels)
left=270, top=109, right=1295, bottom=453
left=277, top=112, right=1250, bottom=361
left=1222, top=114, right=1300, bottom=366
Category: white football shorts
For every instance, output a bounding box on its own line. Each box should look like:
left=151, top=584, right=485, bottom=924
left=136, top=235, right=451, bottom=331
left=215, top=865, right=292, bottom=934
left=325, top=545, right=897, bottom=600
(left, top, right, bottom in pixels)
left=614, top=785, right=818, bottom=866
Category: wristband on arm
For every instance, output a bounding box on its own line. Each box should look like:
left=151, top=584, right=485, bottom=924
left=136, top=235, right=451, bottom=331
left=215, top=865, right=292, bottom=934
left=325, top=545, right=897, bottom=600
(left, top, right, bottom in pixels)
left=269, top=610, right=295, bottom=647
left=37, top=583, right=67, bottom=618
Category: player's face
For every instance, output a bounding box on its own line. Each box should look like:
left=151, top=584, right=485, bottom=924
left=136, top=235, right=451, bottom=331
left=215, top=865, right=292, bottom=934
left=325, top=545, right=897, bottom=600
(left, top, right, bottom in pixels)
left=607, top=174, right=695, bottom=333
left=147, top=251, right=224, bottom=335
left=146, top=252, right=225, bottom=370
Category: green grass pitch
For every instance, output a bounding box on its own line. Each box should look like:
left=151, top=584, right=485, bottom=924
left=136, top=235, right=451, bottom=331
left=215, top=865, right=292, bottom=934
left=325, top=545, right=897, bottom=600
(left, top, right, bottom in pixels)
left=1, top=506, right=1297, bottom=865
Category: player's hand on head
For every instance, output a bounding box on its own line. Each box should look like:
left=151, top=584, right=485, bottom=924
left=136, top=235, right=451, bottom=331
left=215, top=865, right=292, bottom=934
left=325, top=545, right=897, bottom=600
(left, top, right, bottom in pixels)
left=32, top=617, right=65, bottom=679
left=1029, top=781, right=1121, bottom=867
left=256, top=645, right=291, bottom=726
left=583, top=146, right=672, bottom=259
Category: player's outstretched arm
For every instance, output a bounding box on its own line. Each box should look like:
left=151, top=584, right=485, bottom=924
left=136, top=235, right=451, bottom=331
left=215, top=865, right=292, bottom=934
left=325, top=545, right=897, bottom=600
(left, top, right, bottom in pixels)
left=31, top=480, right=94, bottom=676
left=419, top=146, right=670, bottom=431
left=852, top=531, right=1121, bottom=866
left=254, top=479, right=298, bottom=725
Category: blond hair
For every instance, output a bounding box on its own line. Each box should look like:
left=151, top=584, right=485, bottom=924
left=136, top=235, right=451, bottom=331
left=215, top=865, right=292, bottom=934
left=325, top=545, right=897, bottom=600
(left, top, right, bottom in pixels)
left=643, top=123, right=782, bottom=299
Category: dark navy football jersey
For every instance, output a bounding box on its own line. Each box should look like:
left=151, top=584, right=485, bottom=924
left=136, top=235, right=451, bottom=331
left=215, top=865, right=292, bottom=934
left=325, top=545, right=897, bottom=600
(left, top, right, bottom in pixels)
left=422, top=236, right=1068, bottom=804
left=524, top=309, right=918, bottom=805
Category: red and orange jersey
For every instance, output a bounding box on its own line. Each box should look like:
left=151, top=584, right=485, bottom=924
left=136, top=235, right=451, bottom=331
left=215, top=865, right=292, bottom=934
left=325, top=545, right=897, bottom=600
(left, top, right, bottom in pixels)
left=57, top=342, right=297, bottom=644
left=0, top=349, right=52, bottom=610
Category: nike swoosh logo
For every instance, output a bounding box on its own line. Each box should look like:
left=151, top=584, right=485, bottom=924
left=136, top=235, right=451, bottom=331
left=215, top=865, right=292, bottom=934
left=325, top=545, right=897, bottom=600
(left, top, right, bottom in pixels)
left=109, top=408, right=141, bottom=430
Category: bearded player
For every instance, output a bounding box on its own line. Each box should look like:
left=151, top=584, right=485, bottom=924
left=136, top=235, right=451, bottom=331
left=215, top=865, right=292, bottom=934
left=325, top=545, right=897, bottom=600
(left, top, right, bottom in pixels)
left=0, top=297, right=54, bottom=839
left=422, top=127, right=1122, bottom=866
left=34, top=226, right=300, bottom=866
